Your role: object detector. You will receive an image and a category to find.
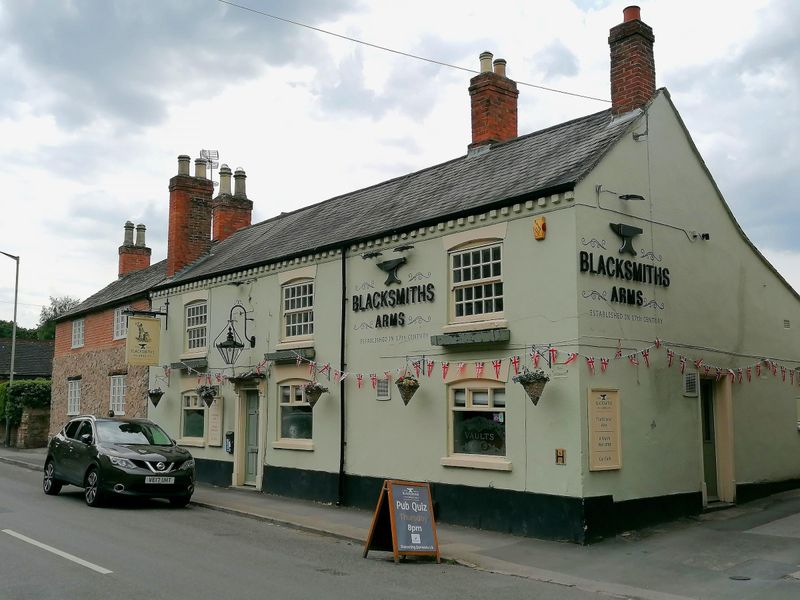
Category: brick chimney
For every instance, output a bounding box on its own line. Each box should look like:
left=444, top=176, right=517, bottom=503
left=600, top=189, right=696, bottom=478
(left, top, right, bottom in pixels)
left=468, top=51, right=519, bottom=149
left=118, top=221, right=151, bottom=277
left=212, top=164, right=253, bottom=242
left=167, top=155, right=214, bottom=277
left=609, top=5, right=656, bottom=115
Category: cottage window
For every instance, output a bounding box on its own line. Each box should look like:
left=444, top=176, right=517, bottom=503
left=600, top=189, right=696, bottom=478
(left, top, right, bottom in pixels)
left=278, top=382, right=313, bottom=441
left=181, top=392, right=206, bottom=442
left=67, top=379, right=81, bottom=416
left=71, top=318, right=85, bottom=348
left=282, top=280, right=314, bottom=340
left=185, top=301, right=208, bottom=351
left=109, top=375, right=126, bottom=415
left=113, top=306, right=129, bottom=340
left=450, top=242, right=503, bottom=323
left=450, top=383, right=506, bottom=457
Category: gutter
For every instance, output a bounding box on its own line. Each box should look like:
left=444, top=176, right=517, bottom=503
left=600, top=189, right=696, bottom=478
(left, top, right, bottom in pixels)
left=337, top=247, right=347, bottom=505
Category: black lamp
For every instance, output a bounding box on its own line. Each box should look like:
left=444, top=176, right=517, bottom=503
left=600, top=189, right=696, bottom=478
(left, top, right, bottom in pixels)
left=214, top=303, right=256, bottom=367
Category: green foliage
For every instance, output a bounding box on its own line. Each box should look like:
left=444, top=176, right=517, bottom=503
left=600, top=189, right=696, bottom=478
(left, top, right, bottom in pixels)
left=0, top=320, right=38, bottom=340
left=0, top=379, right=51, bottom=427
left=37, top=296, right=81, bottom=340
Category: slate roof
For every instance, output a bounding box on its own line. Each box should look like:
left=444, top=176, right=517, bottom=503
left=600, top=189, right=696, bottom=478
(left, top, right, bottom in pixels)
left=0, top=338, right=54, bottom=379
left=58, top=259, right=167, bottom=322
left=161, top=106, right=640, bottom=287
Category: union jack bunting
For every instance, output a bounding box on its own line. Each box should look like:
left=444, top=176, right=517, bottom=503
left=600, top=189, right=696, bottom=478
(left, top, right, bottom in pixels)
left=642, top=349, right=650, bottom=368
left=370, top=373, right=378, bottom=389
left=679, top=356, right=686, bottom=374
left=426, top=360, right=435, bottom=378
left=694, top=358, right=703, bottom=370
left=564, top=353, right=578, bottom=365
left=600, top=357, right=609, bottom=373
left=308, top=361, right=316, bottom=376
left=412, top=361, right=422, bottom=378
left=667, top=349, right=675, bottom=367
left=756, top=363, right=762, bottom=377
left=492, top=359, right=502, bottom=379
left=737, top=368, right=743, bottom=384
left=746, top=367, right=752, bottom=382
left=586, top=356, right=595, bottom=375
left=548, top=347, right=558, bottom=365
left=715, top=368, right=723, bottom=382
left=655, top=338, right=662, bottom=349
left=475, top=362, right=485, bottom=378
left=781, top=366, right=786, bottom=382
left=457, top=362, right=466, bottom=376
left=629, top=354, right=639, bottom=366
left=532, top=350, right=541, bottom=368
left=356, top=374, right=364, bottom=388
left=511, top=355, right=521, bottom=375
left=441, top=362, right=450, bottom=380
left=296, top=354, right=302, bottom=367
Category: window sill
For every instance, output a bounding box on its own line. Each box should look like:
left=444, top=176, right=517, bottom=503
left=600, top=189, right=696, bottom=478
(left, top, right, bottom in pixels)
left=274, top=339, right=315, bottom=351
left=272, top=440, right=314, bottom=451
left=441, top=320, right=508, bottom=334
left=178, top=438, right=206, bottom=448
left=180, top=351, right=208, bottom=360
left=440, top=455, right=512, bottom=471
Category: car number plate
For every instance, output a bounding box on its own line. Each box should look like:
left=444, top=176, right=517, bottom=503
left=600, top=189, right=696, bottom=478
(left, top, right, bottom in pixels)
left=145, top=476, right=175, bottom=484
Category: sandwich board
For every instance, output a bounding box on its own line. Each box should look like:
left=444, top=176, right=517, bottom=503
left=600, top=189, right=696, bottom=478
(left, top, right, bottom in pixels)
left=363, top=479, right=440, bottom=563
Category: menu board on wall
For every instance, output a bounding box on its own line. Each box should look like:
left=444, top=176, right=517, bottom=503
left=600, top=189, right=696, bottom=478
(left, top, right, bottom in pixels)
left=208, top=397, right=223, bottom=447
left=588, top=388, right=621, bottom=471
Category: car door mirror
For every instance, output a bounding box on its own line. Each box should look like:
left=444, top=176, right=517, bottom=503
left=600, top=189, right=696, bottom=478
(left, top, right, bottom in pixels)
left=80, top=433, right=93, bottom=445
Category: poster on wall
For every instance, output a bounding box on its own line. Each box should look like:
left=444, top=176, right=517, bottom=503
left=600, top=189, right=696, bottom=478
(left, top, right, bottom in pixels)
left=207, top=397, right=223, bottom=447
left=125, top=316, right=160, bottom=366
left=588, top=388, right=621, bottom=471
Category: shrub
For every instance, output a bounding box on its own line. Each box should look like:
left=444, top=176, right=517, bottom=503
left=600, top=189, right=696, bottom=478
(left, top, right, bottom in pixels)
left=1, top=379, right=51, bottom=427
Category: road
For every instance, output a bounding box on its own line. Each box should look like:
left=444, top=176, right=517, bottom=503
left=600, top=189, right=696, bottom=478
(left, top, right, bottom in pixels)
left=0, top=461, right=602, bottom=600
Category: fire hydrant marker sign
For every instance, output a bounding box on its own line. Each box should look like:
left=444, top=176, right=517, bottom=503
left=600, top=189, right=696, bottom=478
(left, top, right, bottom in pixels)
left=363, top=480, right=440, bottom=563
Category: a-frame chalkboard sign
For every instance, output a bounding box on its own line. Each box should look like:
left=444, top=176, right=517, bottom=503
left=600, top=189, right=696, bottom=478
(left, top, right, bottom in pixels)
left=363, top=480, right=440, bottom=563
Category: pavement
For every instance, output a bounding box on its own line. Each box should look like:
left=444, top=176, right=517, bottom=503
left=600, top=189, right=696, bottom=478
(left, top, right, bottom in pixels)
left=2, top=446, right=799, bottom=600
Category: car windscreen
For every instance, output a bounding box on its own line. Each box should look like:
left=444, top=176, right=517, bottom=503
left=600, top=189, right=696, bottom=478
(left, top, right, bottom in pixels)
left=95, top=421, right=173, bottom=446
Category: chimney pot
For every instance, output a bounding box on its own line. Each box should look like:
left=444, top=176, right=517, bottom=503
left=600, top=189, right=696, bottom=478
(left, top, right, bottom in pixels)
left=177, top=155, right=190, bottom=176
left=195, top=158, right=208, bottom=179
left=219, top=164, right=232, bottom=195
left=479, top=51, right=493, bottom=73
left=493, top=58, right=507, bottom=78
left=623, top=5, right=641, bottom=22
left=135, top=224, right=146, bottom=247
left=123, top=221, right=134, bottom=246
left=234, top=168, right=247, bottom=198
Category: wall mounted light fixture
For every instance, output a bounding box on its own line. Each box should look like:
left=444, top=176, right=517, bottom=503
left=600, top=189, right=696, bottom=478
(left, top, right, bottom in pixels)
left=214, top=302, right=256, bottom=366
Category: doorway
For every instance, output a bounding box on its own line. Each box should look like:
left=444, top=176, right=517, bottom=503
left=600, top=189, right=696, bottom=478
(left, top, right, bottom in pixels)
left=243, top=390, right=260, bottom=486
left=700, top=379, right=718, bottom=500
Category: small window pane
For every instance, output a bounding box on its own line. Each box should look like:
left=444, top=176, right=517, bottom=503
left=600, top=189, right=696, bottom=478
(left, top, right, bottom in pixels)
left=493, top=390, right=506, bottom=407
left=453, top=389, right=466, bottom=407
left=453, top=412, right=505, bottom=456
left=472, top=390, right=489, bottom=406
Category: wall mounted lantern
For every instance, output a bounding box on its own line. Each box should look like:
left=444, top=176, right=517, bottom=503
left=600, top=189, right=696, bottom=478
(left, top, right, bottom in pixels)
left=214, top=302, right=256, bottom=367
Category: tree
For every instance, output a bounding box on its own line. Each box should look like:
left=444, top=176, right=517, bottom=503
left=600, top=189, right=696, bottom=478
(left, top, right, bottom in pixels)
left=37, top=296, right=81, bottom=340
left=0, top=320, right=38, bottom=340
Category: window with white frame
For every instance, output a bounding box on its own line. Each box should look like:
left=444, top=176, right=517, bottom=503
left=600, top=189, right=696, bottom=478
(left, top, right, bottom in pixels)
left=182, top=392, right=206, bottom=440
left=185, top=301, right=208, bottom=351
left=109, top=375, right=126, bottom=415
left=450, top=242, right=503, bottom=322
left=278, top=382, right=313, bottom=440
left=113, top=306, right=129, bottom=340
left=282, top=280, right=314, bottom=339
left=71, top=318, right=85, bottom=348
left=450, top=383, right=506, bottom=457
left=67, top=379, right=81, bottom=415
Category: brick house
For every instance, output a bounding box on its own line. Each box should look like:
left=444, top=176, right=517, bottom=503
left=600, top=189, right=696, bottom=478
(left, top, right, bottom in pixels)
left=49, top=223, right=166, bottom=435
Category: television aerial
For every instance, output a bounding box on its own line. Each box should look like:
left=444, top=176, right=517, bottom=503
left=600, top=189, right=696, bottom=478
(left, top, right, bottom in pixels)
left=200, top=149, right=220, bottom=188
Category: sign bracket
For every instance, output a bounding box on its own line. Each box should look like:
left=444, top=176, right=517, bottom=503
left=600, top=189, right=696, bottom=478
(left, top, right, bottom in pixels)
left=123, top=299, right=169, bottom=329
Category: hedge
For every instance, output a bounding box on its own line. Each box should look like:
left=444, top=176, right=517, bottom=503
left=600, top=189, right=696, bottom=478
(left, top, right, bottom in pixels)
left=0, top=379, right=51, bottom=427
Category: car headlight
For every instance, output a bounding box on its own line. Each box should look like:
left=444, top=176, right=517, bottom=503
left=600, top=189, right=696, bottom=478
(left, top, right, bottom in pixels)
left=108, top=456, right=136, bottom=469
left=178, top=458, right=195, bottom=471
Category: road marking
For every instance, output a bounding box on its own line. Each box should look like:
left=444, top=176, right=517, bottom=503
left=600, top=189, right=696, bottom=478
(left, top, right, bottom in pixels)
left=2, top=529, right=113, bottom=574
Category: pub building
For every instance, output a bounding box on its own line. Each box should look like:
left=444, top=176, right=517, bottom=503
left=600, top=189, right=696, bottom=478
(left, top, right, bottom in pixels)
left=144, top=8, right=800, bottom=542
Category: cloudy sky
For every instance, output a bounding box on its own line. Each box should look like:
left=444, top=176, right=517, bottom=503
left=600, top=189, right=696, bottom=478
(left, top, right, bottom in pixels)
left=0, top=0, right=797, bottom=328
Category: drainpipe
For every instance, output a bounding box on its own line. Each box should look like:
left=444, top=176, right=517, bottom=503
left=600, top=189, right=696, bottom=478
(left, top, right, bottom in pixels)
left=337, top=247, right=347, bottom=505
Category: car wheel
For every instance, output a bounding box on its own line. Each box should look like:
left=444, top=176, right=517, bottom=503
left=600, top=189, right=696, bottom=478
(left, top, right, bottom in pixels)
left=168, top=494, right=192, bottom=508
left=84, top=467, right=104, bottom=507
left=43, top=461, right=63, bottom=496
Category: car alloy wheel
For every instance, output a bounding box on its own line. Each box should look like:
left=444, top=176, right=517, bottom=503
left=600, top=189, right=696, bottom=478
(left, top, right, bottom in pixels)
left=84, top=468, right=104, bottom=507
left=43, top=461, right=62, bottom=496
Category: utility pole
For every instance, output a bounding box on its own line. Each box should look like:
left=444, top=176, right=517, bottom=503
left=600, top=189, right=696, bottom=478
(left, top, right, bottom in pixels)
left=1, top=251, right=19, bottom=447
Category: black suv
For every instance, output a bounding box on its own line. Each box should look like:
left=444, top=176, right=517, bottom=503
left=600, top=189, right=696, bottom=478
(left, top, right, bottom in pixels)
left=44, top=415, right=195, bottom=507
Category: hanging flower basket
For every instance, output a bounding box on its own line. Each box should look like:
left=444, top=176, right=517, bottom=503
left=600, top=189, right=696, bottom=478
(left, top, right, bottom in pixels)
left=196, top=385, right=217, bottom=407
left=303, top=381, right=328, bottom=408
left=147, top=388, right=165, bottom=408
left=513, top=368, right=550, bottom=405
left=396, top=374, right=420, bottom=406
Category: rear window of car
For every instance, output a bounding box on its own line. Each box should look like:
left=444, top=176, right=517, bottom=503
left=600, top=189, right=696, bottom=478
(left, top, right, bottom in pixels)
left=96, top=421, right=172, bottom=446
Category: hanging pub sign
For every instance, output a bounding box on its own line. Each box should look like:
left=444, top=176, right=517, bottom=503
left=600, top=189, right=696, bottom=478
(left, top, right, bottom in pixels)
left=363, top=480, right=440, bottom=563
left=126, top=316, right=161, bottom=366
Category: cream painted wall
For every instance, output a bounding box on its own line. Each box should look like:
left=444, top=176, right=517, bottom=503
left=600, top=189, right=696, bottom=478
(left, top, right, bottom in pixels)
left=575, top=91, right=800, bottom=501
